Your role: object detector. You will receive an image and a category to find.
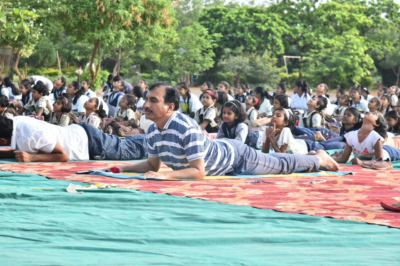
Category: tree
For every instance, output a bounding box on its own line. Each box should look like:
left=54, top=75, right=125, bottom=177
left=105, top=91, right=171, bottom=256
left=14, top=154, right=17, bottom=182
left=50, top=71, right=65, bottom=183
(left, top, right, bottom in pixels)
left=219, top=47, right=282, bottom=87
left=304, top=29, right=375, bottom=88
left=0, top=0, right=39, bottom=79
left=62, top=0, right=177, bottom=85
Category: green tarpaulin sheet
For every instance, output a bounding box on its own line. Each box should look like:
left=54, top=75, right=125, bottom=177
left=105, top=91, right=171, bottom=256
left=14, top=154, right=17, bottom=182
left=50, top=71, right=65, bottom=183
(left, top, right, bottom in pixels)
left=0, top=171, right=399, bottom=265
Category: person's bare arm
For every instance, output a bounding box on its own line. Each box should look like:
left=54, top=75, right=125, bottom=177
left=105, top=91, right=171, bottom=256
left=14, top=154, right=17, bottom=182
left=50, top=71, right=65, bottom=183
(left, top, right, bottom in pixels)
left=142, top=158, right=205, bottom=180
left=373, top=139, right=384, bottom=160
left=14, top=142, right=69, bottom=162
left=119, top=156, right=161, bottom=173
left=262, top=138, right=270, bottom=153
left=334, top=143, right=352, bottom=163
left=36, top=107, right=44, bottom=117
left=199, top=120, right=210, bottom=130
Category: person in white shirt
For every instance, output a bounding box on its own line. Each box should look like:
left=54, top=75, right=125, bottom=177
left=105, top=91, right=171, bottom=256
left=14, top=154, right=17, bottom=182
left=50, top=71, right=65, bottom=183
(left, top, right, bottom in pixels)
left=299, top=96, right=328, bottom=128
left=245, top=96, right=259, bottom=122
left=290, top=80, right=311, bottom=112
left=0, top=116, right=147, bottom=162
left=2, top=77, right=22, bottom=101
left=276, top=83, right=292, bottom=106
left=350, top=87, right=369, bottom=114
left=217, top=81, right=234, bottom=101
left=82, top=79, right=97, bottom=98
left=177, top=81, right=202, bottom=118
left=29, top=75, right=54, bottom=105
left=66, top=81, right=89, bottom=116
left=388, top=85, right=399, bottom=108
left=315, top=83, right=335, bottom=115
left=361, top=87, right=373, bottom=102
left=254, top=86, right=273, bottom=117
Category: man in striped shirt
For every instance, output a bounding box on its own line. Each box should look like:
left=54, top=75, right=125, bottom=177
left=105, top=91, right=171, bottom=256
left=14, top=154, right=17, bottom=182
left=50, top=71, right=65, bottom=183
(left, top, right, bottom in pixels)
left=118, top=82, right=339, bottom=179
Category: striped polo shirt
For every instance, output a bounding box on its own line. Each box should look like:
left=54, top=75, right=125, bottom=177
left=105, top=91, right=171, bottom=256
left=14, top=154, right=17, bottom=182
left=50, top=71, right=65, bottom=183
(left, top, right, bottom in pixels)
left=146, top=112, right=235, bottom=176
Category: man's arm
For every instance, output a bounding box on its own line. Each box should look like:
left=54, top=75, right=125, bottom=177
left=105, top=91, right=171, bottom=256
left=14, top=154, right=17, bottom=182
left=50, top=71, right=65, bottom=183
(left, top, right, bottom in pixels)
left=142, top=158, right=205, bottom=180
left=119, top=156, right=161, bottom=173
left=14, top=142, right=69, bottom=162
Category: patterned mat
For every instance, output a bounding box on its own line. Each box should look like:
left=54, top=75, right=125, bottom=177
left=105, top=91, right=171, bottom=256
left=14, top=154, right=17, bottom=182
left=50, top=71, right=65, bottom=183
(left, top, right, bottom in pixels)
left=1, top=161, right=399, bottom=228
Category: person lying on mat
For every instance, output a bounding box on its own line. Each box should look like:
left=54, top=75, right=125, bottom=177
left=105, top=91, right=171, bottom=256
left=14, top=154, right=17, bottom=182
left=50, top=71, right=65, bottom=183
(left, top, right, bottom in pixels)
left=112, top=82, right=339, bottom=180
left=0, top=116, right=147, bottom=162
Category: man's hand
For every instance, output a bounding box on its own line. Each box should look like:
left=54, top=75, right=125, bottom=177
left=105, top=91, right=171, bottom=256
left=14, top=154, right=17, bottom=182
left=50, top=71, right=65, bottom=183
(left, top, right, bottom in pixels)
left=142, top=171, right=170, bottom=179
left=14, top=151, right=33, bottom=162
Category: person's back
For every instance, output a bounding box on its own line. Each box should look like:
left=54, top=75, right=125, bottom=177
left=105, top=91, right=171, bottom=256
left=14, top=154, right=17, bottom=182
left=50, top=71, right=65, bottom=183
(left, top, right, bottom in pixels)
left=12, top=116, right=89, bottom=160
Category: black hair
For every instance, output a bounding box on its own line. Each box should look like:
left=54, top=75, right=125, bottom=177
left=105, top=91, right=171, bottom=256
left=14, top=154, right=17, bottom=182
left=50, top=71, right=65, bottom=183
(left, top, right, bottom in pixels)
left=69, top=81, right=84, bottom=105
left=343, top=107, right=363, bottom=130
left=222, top=100, right=246, bottom=123
left=274, top=94, right=289, bottom=109
left=3, top=77, right=20, bottom=96
left=93, top=97, right=107, bottom=118
left=59, top=77, right=67, bottom=88
left=295, top=80, right=309, bottom=95
left=0, top=95, right=9, bottom=107
left=124, top=94, right=137, bottom=112
left=369, top=97, right=382, bottom=111
left=106, top=74, right=114, bottom=92
left=177, top=81, right=191, bottom=103
left=315, top=96, right=328, bottom=112
left=32, top=81, right=49, bottom=96
left=274, top=108, right=296, bottom=131
left=337, top=88, right=345, bottom=96
left=132, top=86, right=144, bottom=99
left=113, top=76, right=127, bottom=90
left=254, top=86, right=273, bottom=101
left=0, top=116, right=13, bottom=139
left=82, top=79, right=91, bottom=88
left=239, top=84, right=246, bottom=92
left=339, top=95, right=350, bottom=106
left=203, top=81, right=214, bottom=90
left=216, top=91, right=228, bottom=105
left=55, top=94, right=72, bottom=113
left=372, top=112, right=388, bottom=139
left=148, top=82, right=180, bottom=111
left=219, top=81, right=230, bottom=90
left=277, top=83, right=287, bottom=93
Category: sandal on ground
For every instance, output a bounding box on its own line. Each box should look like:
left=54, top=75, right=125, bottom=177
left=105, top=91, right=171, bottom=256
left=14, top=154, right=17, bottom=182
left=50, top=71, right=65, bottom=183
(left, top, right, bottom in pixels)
left=371, top=159, right=393, bottom=170
left=361, top=160, right=377, bottom=169
left=380, top=202, right=400, bottom=212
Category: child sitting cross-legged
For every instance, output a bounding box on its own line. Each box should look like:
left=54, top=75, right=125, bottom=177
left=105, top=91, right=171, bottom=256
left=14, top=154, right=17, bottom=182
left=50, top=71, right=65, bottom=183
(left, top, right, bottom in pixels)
left=334, top=111, right=400, bottom=170
left=78, top=97, right=107, bottom=130
left=262, top=108, right=345, bottom=155
left=0, top=95, right=17, bottom=119
left=23, top=81, right=51, bottom=121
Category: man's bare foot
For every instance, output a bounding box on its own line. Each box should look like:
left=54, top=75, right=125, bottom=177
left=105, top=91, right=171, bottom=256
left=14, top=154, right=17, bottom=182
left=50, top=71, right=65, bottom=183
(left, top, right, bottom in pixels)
left=307, top=151, right=317, bottom=155
left=315, top=150, right=339, bottom=171
left=393, top=203, right=400, bottom=208
left=315, top=131, right=326, bottom=142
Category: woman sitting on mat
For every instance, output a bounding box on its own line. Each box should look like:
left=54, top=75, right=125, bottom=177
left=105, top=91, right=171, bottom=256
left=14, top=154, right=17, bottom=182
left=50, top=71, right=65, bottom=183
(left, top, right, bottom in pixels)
left=333, top=111, right=400, bottom=170
left=262, top=108, right=345, bottom=155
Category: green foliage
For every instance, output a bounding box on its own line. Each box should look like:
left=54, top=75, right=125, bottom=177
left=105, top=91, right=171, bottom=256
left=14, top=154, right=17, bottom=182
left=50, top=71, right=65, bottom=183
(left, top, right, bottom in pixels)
left=80, top=69, right=110, bottom=91
left=41, top=68, right=61, bottom=76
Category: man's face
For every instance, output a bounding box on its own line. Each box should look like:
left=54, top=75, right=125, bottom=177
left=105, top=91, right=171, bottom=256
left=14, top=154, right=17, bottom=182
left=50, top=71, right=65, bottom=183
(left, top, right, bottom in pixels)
left=142, top=86, right=172, bottom=121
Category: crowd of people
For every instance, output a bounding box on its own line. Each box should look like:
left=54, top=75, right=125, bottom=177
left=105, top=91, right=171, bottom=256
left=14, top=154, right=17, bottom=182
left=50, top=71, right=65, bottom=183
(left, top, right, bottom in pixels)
left=2, top=74, right=400, bottom=173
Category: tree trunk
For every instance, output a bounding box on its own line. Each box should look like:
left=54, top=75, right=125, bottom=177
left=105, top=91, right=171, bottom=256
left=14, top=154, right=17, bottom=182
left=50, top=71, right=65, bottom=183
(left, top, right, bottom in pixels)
left=299, top=53, right=303, bottom=81
left=13, top=47, right=22, bottom=82
left=113, top=47, right=122, bottom=76
left=0, top=55, right=5, bottom=75
left=235, top=68, right=241, bottom=87
left=90, top=40, right=101, bottom=86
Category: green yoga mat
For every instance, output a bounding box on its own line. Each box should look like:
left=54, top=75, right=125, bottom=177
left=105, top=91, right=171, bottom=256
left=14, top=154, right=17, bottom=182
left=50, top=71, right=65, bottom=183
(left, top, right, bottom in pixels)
left=0, top=171, right=399, bottom=265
